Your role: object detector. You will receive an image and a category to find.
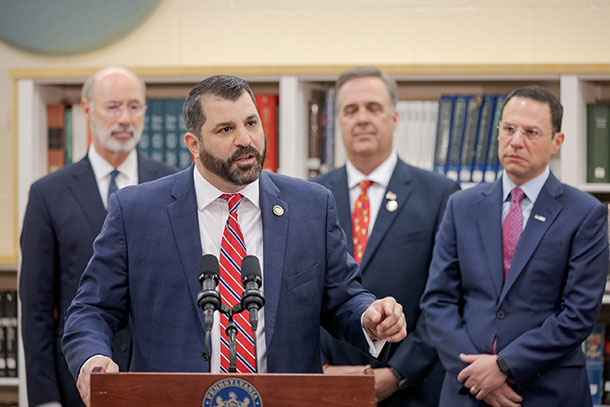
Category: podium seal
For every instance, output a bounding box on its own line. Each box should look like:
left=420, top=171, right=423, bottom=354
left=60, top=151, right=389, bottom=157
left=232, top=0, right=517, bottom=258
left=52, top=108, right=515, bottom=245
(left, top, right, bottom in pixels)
left=203, top=378, right=263, bottom=407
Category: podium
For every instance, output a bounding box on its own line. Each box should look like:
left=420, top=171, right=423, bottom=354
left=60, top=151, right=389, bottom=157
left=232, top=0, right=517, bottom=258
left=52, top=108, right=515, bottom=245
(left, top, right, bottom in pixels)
left=90, top=372, right=375, bottom=406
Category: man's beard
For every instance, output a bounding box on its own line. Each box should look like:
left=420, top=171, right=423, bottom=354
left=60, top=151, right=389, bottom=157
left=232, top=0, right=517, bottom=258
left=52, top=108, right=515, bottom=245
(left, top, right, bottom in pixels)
left=199, top=140, right=266, bottom=186
left=91, top=117, right=142, bottom=153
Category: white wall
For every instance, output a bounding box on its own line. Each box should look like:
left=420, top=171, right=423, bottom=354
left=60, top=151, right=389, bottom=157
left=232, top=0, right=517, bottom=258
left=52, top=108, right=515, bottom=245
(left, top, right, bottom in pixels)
left=3, top=0, right=610, bottom=260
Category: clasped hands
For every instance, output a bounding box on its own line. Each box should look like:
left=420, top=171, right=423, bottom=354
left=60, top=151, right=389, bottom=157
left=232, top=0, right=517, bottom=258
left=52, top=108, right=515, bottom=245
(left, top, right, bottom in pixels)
left=458, top=353, right=523, bottom=407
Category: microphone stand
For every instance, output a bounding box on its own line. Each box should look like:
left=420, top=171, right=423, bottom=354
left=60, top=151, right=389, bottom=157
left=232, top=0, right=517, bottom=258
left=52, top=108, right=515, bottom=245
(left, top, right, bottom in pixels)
left=226, top=314, right=238, bottom=373
left=249, top=310, right=259, bottom=373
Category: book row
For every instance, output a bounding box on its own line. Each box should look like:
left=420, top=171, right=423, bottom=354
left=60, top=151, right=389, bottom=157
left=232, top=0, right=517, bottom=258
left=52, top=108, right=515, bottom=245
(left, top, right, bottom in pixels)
left=46, top=94, right=279, bottom=173
left=0, top=291, right=17, bottom=379
left=585, top=323, right=610, bottom=405
left=305, top=92, right=507, bottom=183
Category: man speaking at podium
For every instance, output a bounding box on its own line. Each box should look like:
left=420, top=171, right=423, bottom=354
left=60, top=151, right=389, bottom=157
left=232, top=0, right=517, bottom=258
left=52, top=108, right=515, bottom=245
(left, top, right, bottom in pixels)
left=62, top=74, right=407, bottom=405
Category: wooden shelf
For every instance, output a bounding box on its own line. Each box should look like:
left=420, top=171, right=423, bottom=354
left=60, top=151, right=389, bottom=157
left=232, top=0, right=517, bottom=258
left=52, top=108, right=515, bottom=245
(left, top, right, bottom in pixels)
left=0, top=378, right=19, bottom=387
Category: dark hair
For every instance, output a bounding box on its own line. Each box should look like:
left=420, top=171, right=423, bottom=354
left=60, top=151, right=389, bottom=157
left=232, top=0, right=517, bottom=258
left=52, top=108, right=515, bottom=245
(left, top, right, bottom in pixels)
left=183, top=75, right=257, bottom=138
left=502, top=85, right=563, bottom=133
left=335, top=66, right=398, bottom=111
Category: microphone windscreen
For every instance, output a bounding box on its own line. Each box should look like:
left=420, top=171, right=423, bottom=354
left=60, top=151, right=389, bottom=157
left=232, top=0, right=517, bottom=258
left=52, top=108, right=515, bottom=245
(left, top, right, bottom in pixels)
left=241, top=255, right=261, bottom=284
left=198, top=254, right=220, bottom=284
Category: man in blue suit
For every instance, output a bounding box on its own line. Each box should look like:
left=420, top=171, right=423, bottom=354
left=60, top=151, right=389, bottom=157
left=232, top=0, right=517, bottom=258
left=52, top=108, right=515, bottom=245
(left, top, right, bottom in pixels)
left=313, top=66, right=459, bottom=406
left=20, top=67, right=176, bottom=407
left=61, top=75, right=407, bottom=406
left=421, top=85, right=609, bottom=407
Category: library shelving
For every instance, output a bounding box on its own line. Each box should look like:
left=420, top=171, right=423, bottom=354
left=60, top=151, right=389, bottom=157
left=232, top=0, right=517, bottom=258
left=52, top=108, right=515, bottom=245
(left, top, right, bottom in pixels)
left=10, top=64, right=610, bottom=406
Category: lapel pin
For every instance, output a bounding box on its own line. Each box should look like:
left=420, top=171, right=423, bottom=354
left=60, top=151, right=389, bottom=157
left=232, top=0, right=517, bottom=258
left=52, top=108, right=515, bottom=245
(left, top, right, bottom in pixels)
left=386, top=200, right=398, bottom=212
left=385, top=191, right=397, bottom=201
left=534, top=214, right=546, bottom=222
left=272, top=205, right=284, bottom=216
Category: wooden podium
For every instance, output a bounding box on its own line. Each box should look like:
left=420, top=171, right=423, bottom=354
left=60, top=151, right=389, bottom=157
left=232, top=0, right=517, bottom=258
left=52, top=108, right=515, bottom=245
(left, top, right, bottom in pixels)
left=90, top=372, right=375, bottom=406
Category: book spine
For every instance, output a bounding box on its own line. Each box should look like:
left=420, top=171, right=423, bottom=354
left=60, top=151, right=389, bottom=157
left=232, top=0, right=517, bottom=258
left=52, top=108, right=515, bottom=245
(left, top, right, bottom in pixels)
left=176, top=98, right=192, bottom=169
left=587, top=103, right=610, bottom=183
left=47, top=104, right=66, bottom=173
left=255, top=94, right=279, bottom=173
left=445, top=95, right=470, bottom=181
left=472, top=95, right=496, bottom=183
left=148, top=99, right=165, bottom=164
left=163, top=99, right=180, bottom=169
left=585, top=323, right=605, bottom=405
left=64, top=108, right=73, bottom=165
left=324, top=87, right=336, bottom=173
left=71, top=104, right=89, bottom=162
left=138, top=98, right=151, bottom=158
left=433, top=95, right=456, bottom=176
left=4, top=291, right=17, bottom=377
left=459, top=96, right=481, bottom=182
left=307, top=96, right=323, bottom=178
left=484, top=95, right=506, bottom=183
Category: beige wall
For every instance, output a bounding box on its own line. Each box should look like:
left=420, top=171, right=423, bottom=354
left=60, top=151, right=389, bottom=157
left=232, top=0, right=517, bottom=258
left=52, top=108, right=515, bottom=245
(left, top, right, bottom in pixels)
left=3, top=0, right=610, bottom=262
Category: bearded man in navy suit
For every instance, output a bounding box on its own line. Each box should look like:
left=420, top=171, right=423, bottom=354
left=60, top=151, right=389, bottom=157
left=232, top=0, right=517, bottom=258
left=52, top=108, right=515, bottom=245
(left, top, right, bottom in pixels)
left=61, top=75, right=407, bottom=406
left=20, top=66, right=176, bottom=407
left=421, top=85, right=609, bottom=407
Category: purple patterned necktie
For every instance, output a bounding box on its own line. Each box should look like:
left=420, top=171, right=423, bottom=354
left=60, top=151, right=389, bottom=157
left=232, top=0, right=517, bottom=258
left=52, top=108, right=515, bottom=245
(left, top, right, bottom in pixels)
left=502, top=187, right=525, bottom=279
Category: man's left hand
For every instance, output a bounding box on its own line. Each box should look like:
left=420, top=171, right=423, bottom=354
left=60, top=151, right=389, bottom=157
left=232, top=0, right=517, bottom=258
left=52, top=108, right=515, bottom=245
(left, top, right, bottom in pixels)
left=365, top=367, right=399, bottom=403
left=362, top=297, right=406, bottom=342
left=458, top=353, right=507, bottom=400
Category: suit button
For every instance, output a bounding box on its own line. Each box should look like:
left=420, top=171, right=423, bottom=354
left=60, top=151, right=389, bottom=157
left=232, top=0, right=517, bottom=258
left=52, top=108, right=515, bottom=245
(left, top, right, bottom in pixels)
left=120, top=344, right=128, bottom=352
left=496, top=310, right=505, bottom=319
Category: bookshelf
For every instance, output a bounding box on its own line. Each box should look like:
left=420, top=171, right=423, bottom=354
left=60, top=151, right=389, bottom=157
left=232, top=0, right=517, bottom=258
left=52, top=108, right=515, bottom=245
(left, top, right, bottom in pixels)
left=10, top=64, right=610, bottom=406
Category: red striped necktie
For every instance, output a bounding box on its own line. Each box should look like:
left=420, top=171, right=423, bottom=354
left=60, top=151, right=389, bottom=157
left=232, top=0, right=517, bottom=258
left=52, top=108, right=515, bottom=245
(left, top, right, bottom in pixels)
left=218, top=193, right=256, bottom=373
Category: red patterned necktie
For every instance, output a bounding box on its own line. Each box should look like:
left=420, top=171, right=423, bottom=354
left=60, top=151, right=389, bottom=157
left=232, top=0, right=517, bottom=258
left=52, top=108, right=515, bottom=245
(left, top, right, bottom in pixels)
left=352, top=180, right=374, bottom=264
left=502, top=187, right=525, bottom=279
left=219, top=194, right=256, bottom=373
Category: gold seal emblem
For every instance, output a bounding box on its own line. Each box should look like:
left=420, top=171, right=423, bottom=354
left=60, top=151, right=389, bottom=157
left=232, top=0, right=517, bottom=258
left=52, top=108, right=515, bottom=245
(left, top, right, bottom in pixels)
left=273, top=205, right=284, bottom=216
left=386, top=200, right=398, bottom=212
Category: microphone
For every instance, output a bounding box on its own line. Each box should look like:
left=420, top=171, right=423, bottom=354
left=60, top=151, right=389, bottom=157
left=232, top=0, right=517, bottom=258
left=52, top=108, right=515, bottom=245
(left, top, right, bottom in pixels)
left=240, top=255, right=265, bottom=333
left=197, top=254, right=221, bottom=332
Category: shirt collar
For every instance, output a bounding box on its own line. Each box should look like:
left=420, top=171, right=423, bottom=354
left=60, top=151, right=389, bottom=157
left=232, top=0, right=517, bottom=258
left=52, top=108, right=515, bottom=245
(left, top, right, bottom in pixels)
left=346, top=151, right=398, bottom=190
left=88, top=144, right=138, bottom=183
left=502, top=166, right=550, bottom=204
left=193, top=166, right=260, bottom=211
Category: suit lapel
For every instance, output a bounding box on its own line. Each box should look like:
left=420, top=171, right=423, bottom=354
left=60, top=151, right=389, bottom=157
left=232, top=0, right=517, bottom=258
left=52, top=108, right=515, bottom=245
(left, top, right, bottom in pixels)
left=68, top=156, right=107, bottom=232
left=166, top=166, right=206, bottom=333
left=476, top=180, right=504, bottom=297
left=259, top=172, right=288, bottom=349
left=500, top=174, right=563, bottom=302
left=360, top=160, right=412, bottom=272
left=327, top=167, right=353, bottom=253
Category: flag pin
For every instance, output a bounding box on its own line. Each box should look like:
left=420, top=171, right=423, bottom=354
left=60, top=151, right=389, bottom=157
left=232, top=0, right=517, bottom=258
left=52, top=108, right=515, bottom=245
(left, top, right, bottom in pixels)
left=385, top=191, right=397, bottom=200
left=273, top=205, right=284, bottom=216
left=534, top=214, right=546, bottom=222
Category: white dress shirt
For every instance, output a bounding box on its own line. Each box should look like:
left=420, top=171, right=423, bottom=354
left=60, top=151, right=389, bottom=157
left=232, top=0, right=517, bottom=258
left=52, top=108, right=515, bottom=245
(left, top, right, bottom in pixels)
left=501, top=166, right=550, bottom=229
left=193, top=168, right=267, bottom=373
left=346, top=151, right=398, bottom=230
left=88, top=144, right=139, bottom=209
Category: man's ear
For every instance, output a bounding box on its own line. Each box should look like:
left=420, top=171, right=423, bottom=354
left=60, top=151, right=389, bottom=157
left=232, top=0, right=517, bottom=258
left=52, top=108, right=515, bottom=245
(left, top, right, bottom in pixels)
left=184, top=132, right=200, bottom=158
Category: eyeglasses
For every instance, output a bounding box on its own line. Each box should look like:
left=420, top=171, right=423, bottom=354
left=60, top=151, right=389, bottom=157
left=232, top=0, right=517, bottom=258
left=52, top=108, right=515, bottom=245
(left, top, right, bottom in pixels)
left=497, top=122, right=547, bottom=141
left=101, top=101, right=146, bottom=118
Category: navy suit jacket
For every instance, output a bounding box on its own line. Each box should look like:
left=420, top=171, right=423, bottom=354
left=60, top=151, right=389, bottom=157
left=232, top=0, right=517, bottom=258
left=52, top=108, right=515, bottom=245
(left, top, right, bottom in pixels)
left=20, top=154, right=175, bottom=407
left=421, top=173, right=609, bottom=406
left=62, top=166, right=377, bottom=379
left=313, top=159, right=459, bottom=407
